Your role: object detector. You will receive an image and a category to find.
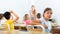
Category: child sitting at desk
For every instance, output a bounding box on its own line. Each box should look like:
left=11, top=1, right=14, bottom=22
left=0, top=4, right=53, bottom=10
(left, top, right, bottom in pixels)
left=0, top=14, right=5, bottom=29
left=23, top=14, right=30, bottom=25
left=30, top=13, right=41, bottom=25
left=3, top=10, right=19, bottom=31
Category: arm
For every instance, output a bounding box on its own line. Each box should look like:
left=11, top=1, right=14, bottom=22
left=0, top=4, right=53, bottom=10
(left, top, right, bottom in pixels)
left=10, top=10, right=19, bottom=22
left=30, top=22, right=40, bottom=25
left=32, top=20, right=41, bottom=23
left=30, top=20, right=41, bottom=25
left=42, top=24, right=48, bottom=29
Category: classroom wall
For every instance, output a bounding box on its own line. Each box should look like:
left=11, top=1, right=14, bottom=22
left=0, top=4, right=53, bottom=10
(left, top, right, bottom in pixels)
left=0, top=0, right=32, bottom=21
left=32, top=0, right=60, bottom=25
left=0, top=0, right=60, bottom=24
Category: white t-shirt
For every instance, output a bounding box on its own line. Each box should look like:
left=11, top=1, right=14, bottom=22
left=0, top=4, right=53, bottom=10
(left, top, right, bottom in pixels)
left=0, top=20, right=5, bottom=28
left=40, top=17, right=52, bottom=33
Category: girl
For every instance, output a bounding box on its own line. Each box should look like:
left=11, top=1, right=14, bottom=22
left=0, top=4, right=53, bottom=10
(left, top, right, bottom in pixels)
left=3, top=10, right=19, bottom=34
left=0, top=14, right=5, bottom=29
left=40, top=8, right=52, bottom=33
left=23, top=14, right=30, bottom=25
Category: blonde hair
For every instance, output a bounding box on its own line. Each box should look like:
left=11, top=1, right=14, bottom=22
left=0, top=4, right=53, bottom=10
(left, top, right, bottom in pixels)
left=31, top=5, right=36, bottom=15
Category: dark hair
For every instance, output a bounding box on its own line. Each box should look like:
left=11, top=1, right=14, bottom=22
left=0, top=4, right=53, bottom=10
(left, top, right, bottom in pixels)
left=3, top=12, right=11, bottom=20
left=24, top=14, right=29, bottom=20
left=43, top=8, right=52, bottom=16
left=37, top=13, right=41, bottom=19
left=0, top=14, right=3, bottom=20
left=44, top=8, right=52, bottom=13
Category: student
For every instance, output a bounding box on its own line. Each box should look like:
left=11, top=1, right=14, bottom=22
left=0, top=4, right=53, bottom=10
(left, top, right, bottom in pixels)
left=40, top=8, right=52, bottom=33
left=29, top=5, right=37, bottom=20
left=30, top=13, right=41, bottom=25
left=23, top=14, right=30, bottom=25
left=3, top=10, right=19, bottom=31
left=0, top=14, right=5, bottom=28
left=36, top=13, right=41, bottom=20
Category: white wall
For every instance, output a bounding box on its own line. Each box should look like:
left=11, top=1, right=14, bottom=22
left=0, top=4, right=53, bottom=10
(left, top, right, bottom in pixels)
left=0, top=0, right=31, bottom=21
left=32, top=0, right=60, bottom=25
left=0, top=0, right=60, bottom=24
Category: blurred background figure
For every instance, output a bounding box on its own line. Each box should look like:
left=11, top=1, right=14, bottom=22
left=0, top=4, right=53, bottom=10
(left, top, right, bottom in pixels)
left=23, top=14, right=30, bottom=25
left=29, top=5, right=37, bottom=20
left=30, top=13, right=41, bottom=25
left=36, top=13, right=41, bottom=20
left=0, top=14, right=5, bottom=28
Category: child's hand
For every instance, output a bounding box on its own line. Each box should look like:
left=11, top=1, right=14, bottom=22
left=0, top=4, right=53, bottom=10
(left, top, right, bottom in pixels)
left=43, top=24, right=48, bottom=29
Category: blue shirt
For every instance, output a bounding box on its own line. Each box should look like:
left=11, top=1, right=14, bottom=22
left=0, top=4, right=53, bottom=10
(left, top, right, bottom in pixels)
left=40, top=17, right=52, bottom=33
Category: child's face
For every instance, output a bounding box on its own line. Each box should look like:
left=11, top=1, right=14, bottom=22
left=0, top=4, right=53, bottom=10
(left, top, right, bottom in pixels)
left=44, top=10, right=52, bottom=20
left=24, top=14, right=29, bottom=20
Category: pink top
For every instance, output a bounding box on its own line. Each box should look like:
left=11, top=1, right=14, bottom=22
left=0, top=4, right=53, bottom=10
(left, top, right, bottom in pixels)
left=24, top=20, right=30, bottom=25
